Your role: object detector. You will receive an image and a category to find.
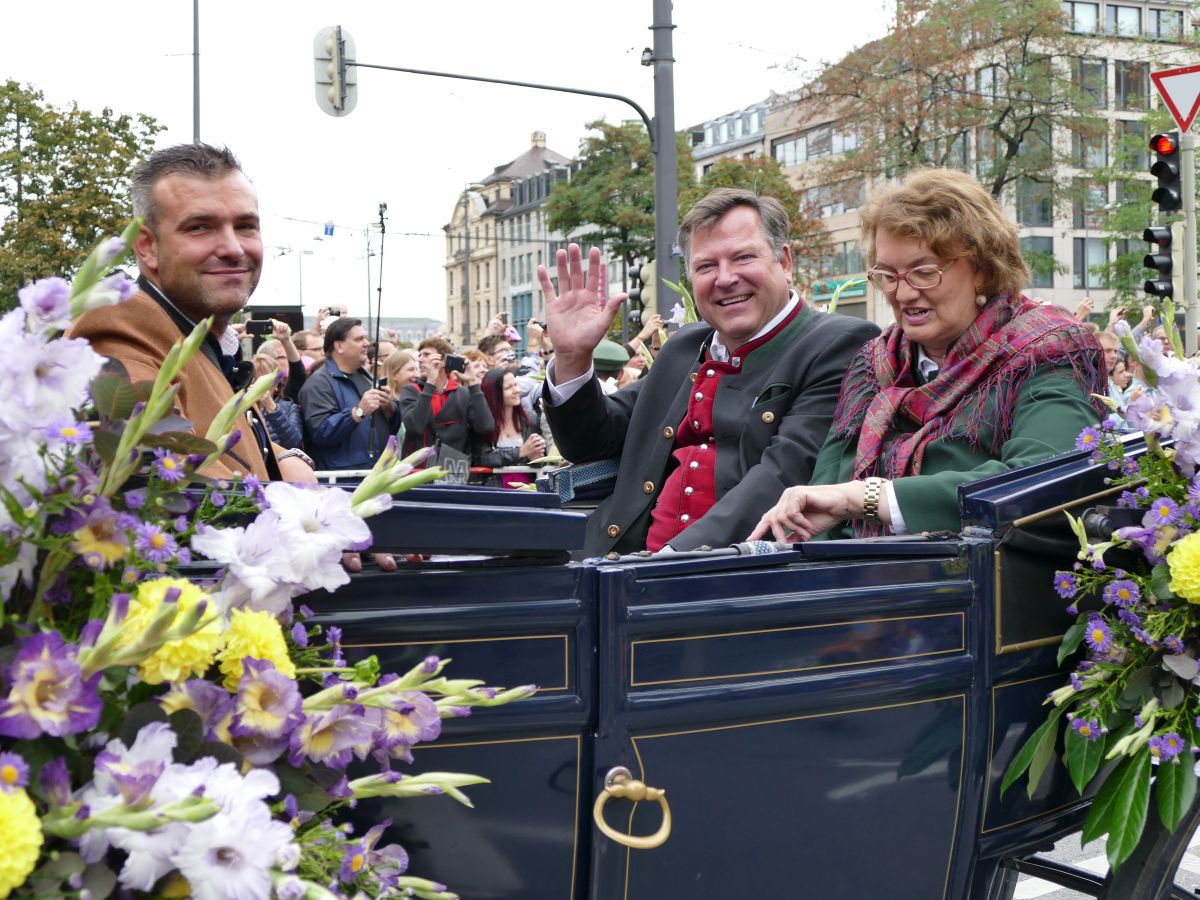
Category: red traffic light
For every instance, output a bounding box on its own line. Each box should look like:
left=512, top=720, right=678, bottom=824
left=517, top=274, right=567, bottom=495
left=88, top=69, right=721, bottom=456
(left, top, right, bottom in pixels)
left=1151, top=133, right=1179, bottom=155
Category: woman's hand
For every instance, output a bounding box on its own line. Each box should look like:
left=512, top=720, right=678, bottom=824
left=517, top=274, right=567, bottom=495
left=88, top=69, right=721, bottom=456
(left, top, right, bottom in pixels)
left=747, top=483, right=864, bottom=543
left=520, top=433, right=546, bottom=460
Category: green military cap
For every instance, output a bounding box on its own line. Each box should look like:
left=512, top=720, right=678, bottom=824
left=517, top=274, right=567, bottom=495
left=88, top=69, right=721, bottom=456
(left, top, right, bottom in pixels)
left=593, top=339, right=631, bottom=374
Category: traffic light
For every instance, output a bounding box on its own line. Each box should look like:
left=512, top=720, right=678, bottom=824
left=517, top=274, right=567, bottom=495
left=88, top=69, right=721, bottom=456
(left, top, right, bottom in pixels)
left=1144, top=226, right=1174, bottom=299
left=313, top=26, right=358, bottom=117
left=1149, top=132, right=1182, bottom=213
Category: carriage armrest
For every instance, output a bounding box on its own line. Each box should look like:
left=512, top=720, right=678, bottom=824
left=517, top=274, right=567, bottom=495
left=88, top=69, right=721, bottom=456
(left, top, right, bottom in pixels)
left=537, top=458, right=620, bottom=503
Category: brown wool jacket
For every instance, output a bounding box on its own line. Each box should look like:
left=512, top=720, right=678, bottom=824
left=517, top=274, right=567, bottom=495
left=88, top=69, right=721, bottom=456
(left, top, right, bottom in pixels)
left=69, top=291, right=271, bottom=480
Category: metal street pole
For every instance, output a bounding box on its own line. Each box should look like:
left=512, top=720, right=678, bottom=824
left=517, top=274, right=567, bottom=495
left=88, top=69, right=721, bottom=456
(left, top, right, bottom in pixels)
left=192, top=0, right=200, bottom=142
left=1183, top=132, right=1196, bottom=356
left=650, top=0, right=679, bottom=316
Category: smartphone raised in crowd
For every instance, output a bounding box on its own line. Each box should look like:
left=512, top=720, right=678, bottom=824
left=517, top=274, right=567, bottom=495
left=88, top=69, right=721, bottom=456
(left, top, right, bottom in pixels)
left=245, top=320, right=274, bottom=336
left=444, top=354, right=467, bottom=374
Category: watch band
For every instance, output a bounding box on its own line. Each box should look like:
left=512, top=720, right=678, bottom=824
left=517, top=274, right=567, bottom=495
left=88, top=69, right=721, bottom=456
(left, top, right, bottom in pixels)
left=276, top=448, right=315, bottom=468
left=863, top=477, right=885, bottom=524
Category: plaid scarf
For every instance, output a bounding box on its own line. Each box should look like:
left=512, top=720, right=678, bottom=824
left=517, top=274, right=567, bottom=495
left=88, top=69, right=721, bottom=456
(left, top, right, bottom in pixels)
left=830, top=292, right=1104, bottom=481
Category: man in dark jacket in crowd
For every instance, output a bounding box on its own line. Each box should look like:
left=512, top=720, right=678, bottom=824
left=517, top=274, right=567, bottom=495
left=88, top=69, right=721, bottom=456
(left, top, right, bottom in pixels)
left=300, top=317, right=397, bottom=469
left=399, top=336, right=493, bottom=457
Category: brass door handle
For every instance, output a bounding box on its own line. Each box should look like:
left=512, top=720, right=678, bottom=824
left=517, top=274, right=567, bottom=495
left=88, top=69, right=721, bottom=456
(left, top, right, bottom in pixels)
left=592, top=765, right=672, bottom=850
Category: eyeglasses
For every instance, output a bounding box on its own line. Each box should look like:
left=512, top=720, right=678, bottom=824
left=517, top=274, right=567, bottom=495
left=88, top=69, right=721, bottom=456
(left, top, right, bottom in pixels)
left=866, top=262, right=950, bottom=293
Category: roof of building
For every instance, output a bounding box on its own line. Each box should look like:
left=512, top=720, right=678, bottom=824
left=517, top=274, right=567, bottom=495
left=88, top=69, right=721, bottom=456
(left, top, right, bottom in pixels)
left=482, top=132, right=571, bottom=185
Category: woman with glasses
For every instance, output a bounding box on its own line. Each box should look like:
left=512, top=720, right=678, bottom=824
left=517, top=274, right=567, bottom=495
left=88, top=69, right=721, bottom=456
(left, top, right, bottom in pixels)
left=751, top=168, right=1104, bottom=541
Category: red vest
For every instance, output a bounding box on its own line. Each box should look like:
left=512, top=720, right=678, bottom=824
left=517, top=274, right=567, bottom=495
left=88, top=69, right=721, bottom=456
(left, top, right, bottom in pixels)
left=645, top=301, right=803, bottom=551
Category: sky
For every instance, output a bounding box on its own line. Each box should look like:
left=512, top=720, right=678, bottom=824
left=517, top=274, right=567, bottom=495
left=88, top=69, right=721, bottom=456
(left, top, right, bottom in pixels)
left=6, top=1, right=890, bottom=321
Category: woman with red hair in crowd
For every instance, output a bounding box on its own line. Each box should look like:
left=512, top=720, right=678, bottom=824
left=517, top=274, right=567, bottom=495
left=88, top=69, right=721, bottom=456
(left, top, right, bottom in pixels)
left=471, top=368, right=546, bottom=488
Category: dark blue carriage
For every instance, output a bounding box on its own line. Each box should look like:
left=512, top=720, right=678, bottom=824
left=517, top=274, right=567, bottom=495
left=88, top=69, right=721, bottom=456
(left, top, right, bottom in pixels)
left=306, top=441, right=1192, bottom=899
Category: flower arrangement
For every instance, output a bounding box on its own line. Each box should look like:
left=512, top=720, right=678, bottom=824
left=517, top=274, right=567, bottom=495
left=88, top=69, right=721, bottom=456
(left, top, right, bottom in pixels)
left=0, top=227, right=535, bottom=898
left=1003, top=303, right=1200, bottom=871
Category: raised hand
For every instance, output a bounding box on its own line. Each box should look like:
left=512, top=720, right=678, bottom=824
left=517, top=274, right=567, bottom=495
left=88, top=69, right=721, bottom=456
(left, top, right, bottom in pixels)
left=538, top=244, right=626, bottom=383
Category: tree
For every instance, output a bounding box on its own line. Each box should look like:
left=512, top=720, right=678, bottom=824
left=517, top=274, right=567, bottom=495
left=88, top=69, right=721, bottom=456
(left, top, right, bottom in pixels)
left=0, top=81, right=161, bottom=308
left=799, top=0, right=1105, bottom=204
left=679, top=156, right=830, bottom=290
left=545, top=118, right=695, bottom=275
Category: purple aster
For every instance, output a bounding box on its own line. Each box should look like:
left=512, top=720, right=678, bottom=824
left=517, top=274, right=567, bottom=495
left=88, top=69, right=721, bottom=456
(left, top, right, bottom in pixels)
left=340, top=840, right=369, bottom=883
left=1145, top=497, right=1181, bottom=527
left=1070, top=717, right=1102, bottom=741
left=1083, top=616, right=1113, bottom=654
left=0, top=632, right=102, bottom=739
left=153, top=449, right=187, bottom=484
left=1070, top=672, right=1084, bottom=690
left=209, top=490, right=226, bottom=509
left=1054, top=571, right=1079, bottom=599
left=243, top=475, right=266, bottom=505
left=134, top=522, right=178, bottom=564
left=176, top=547, right=192, bottom=565
left=43, top=418, right=94, bottom=445
left=1066, top=603, right=1079, bottom=615
left=1117, top=490, right=1140, bottom=509
left=1122, top=458, right=1140, bottom=478
left=174, top=515, right=189, bottom=533
left=288, top=706, right=374, bottom=769
left=1150, top=733, right=1186, bottom=761
left=1103, top=579, right=1141, bottom=608
left=1118, top=608, right=1142, bottom=626
left=1165, top=636, right=1186, bottom=654
left=40, top=757, right=72, bottom=805
left=1076, top=427, right=1102, bottom=452
left=123, top=488, right=147, bottom=510
left=0, top=752, right=30, bottom=792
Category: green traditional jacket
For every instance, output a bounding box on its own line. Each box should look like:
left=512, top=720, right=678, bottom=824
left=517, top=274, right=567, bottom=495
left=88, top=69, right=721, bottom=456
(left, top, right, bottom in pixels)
left=810, top=366, right=1100, bottom=535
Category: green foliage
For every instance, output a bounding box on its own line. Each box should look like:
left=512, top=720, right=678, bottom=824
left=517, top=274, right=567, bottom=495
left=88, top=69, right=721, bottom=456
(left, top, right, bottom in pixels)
left=545, top=119, right=695, bottom=267
left=0, top=81, right=161, bottom=310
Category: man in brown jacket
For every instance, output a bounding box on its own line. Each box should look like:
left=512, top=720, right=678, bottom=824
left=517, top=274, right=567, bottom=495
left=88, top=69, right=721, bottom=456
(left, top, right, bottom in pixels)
left=71, top=144, right=311, bottom=482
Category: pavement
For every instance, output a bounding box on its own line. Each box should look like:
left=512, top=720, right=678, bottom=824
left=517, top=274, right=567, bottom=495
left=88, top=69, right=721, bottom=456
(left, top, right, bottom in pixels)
left=1014, top=829, right=1200, bottom=899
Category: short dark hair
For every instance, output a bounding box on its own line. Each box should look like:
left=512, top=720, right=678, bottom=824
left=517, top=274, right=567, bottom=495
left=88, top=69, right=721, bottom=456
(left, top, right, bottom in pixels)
left=131, top=143, right=245, bottom=231
left=678, top=188, right=790, bottom=268
left=324, top=317, right=363, bottom=355
left=478, top=334, right=512, bottom=356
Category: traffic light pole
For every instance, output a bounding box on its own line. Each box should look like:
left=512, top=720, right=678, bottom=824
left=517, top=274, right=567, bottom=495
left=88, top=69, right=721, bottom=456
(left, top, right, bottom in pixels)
left=1184, top=132, right=1197, bottom=356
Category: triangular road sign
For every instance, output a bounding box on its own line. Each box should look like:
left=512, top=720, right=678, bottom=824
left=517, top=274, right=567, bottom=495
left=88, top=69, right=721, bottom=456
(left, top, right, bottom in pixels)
left=1151, top=64, right=1200, bottom=133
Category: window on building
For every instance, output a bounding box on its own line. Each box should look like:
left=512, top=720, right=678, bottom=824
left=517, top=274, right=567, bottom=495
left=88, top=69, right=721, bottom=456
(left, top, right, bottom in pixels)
left=1017, top=178, right=1054, bottom=226
left=1073, top=238, right=1108, bottom=288
left=1115, top=60, right=1148, bottom=109
left=1118, top=119, right=1148, bottom=169
left=448, top=272, right=454, bottom=295
left=1150, top=8, right=1184, bottom=40
left=501, top=259, right=506, bottom=282
left=1074, top=57, right=1107, bottom=108
left=1107, top=4, right=1141, bottom=36
left=832, top=130, right=859, bottom=154
left=1062, top=1, right=1099, bottom=33
left=977, top=64, right=1004, bottom=100
left=705, top=124, right=715, bottom=146
left=750, top=109, right=763, bottom=132
left=801, top=180, right=865, bottom=218
left=1072, top=127, right=1108, bottom=167
left=825, top=240, right=864, bottom=276
left=1021, top=236, right=1055, bottom=288
left=718, top=120, right=729, bottom=143
left=772, top=135, right=805, bottom=167
left=806, top=125, right=833, bottom=157
left=1073, top=180, right=1108, bottom=228
left=734, top=116, right=745, bottom=138
left=485, top=261, right=490, bottom=288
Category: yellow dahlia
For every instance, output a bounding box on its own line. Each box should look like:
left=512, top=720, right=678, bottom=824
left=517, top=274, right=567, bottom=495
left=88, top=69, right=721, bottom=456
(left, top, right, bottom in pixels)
left=1169, top=532, right=1200, bottom=603
left=120, top=577, right=221, bottom=684
left=216, top=608, right=295, bottom=690
left=0, top=789, right=42, bottom=898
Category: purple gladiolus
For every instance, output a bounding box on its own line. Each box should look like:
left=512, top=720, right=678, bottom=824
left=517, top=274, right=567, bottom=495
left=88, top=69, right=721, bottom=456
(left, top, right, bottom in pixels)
left=40, top=757, right=72, bottom=805
left=0, top=632, right=102, bottom=739
left=289, top=706, right=374, bottom=769
left=230, top=659, right=303, bottom=746
left=369, top=691, right=442, bottom=765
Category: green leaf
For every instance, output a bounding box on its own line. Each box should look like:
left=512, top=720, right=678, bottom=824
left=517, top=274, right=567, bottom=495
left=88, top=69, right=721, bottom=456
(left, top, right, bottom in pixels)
left=117, top=701, right=168, bottom=746
left=1159, top=678, right=1186, bottom=709
left=1001, top=703, right=1068, bottom=797
left=1065, top=725, right=1106, bottom=795
left=1118, top=666, right=1155, bottom=709
left=140, top=431, right=216, bottom=457
left=1027, top=712, right=1060, bottom=800
left=91, top=427, right=121, bottom=467
left=168, top=709, right=205, bottom=763
left=89, top=373, right=141, bottom=422
left=1104, top=750, right=1151, bottom=871
left=1156, top=757, right=1197, bottom=832
left=192, top=741, right=243, bottom=768
left=1151, top=562, right=1177, bottom=600
left=81, top=863, right=117, bottom=900
left=1082, top=753, right=1135, bottom=846
left=1057, top=619, right=1087, bottom=666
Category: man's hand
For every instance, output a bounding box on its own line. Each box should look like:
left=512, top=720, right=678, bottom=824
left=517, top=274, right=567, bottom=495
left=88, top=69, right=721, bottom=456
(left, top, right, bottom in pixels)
left=1141, top=304, right=1156, bottom=328
left=274, top=319, right=301, bottom=361
left=537, top=244, right=626, bottom=383
left=421, top=352, right=444, bottom=382
left=358, top=387, right=393, bottom=417
left=484, top=315, right=506, bottom=338
left=1075, top=297, right=1093, bottom=322
left=1106, top=305, right=1127, bottom=332
left=527, top=318, right=545, bottom=347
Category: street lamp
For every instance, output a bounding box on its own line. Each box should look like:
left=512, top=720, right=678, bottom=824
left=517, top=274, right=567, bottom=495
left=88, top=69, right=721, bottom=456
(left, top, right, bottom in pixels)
left=460, top=183, right=485, bottom=345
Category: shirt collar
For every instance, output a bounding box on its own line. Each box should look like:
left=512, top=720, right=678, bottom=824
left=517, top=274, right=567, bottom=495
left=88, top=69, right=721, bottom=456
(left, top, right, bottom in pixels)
left=916, top=345, right=940, bottom=382
left=708, top=290, right=800, bottom=363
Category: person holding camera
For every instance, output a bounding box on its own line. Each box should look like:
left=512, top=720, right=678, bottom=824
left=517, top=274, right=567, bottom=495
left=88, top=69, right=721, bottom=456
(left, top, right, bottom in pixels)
left=399, top=336, right=493, bottom=458
left=299, top=317, right=397, bottom=470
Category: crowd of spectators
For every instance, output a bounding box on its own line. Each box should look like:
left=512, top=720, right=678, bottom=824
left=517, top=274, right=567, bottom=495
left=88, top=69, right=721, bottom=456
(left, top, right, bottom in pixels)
left=244, top=308, right=657, bottom=481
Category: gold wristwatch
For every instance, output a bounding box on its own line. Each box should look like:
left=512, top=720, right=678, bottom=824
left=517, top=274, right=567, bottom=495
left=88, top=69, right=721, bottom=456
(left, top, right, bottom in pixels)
left=863, top=477, right=886, bottom=524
